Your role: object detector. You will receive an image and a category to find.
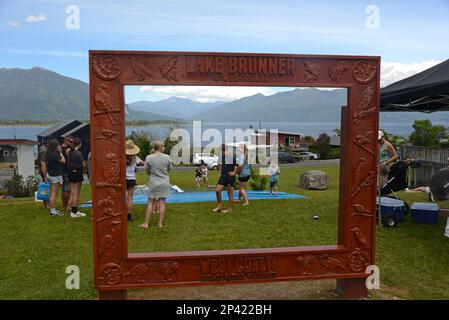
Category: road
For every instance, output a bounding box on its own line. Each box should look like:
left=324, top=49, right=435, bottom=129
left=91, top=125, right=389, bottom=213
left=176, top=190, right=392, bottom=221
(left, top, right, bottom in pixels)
left=170, top=159, right=340, bottom=171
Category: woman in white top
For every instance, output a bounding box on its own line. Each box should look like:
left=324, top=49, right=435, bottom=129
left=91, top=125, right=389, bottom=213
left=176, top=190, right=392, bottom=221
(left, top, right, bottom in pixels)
left=125, top=140, right=145, bottom=222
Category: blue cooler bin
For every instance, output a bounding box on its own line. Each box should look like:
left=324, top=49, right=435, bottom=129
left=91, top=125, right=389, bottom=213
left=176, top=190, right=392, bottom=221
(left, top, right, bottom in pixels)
left=376, top=197, right=406, bottom=227
left=411, top=202, right=440, bottom=224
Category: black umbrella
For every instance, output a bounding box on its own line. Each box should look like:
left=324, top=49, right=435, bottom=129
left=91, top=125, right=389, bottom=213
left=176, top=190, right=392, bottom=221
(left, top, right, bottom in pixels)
left=430, top=168, right=449, bottom=201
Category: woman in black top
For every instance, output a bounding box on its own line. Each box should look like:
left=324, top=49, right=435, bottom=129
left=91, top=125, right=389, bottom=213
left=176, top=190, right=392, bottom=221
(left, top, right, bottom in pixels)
left=67, top=137, right=87, bottom=218
left=41, top=139, right=65, bottom=216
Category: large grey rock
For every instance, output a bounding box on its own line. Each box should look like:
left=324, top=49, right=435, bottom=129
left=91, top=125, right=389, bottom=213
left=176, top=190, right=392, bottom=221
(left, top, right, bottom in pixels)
left=299, top=170, right=329, bottom=190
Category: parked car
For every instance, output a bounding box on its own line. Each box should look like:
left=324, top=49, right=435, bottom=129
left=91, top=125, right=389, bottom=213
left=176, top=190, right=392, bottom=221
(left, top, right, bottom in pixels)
left=192, top=153, right=219, bottom=170
left=277, top=152, right=300, bottom=164
left=300, top=151, right=320, bottom=160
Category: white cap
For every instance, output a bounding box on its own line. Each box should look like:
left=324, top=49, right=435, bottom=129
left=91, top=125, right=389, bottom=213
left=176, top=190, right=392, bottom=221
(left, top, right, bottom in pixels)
left=378, top=130, right=384, bottom=140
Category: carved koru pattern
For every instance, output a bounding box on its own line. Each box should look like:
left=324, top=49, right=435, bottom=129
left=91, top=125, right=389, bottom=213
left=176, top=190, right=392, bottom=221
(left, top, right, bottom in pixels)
left=296, top=255, right=317, bottom=276
left=159, top=56, right=178, bottom=81
left=352, top=158, right=374, bottom=197
left=95, top=129, right=120, bottom=145
left=353, top=87, right=375, bottom=125
left=97, top=196, right=122, bottom=222
left=303, top=61, right=320, bottom=82
left=92, top=55, right=121, bottom=80
left=99, top=263, right=123, bottom=285
left=328, top=61, right=347, bottom=82
left=129, top=57, right=153, bottom=81
left=94, top=84, right=120, bottom=126
left=124, top=261, right=180, bottom=284
left=99, top=220, right=121, bottom=257
left=348, top=250, right=369, bottom=273
left=354, top=131, right=375, bottom=156
left=352, top=61, right=377, bottom=84
left=351, top=203, right=372, bottom=218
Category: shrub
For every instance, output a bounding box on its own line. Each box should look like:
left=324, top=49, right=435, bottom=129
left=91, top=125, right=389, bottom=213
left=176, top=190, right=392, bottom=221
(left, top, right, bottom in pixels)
left=126, top=130, right=153, bottom=159
left=327, top=148, right=340, bottom=159
left=249, top=167, right=268, bottom=191
left=4, top=175, right=37, bottom=198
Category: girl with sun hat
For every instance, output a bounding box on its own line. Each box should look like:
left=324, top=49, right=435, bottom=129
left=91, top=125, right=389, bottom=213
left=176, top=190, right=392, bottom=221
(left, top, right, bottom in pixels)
left=125, top=139, right=145, bottom=222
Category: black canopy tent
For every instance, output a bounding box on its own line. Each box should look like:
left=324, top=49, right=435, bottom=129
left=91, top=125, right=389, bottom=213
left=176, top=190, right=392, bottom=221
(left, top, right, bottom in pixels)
left=380, top=59, right=449, bottom=112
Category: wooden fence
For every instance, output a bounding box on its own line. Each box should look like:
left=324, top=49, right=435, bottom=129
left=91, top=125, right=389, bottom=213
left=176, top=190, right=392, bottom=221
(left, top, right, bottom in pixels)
left=400, top=146, right=449, bottom=186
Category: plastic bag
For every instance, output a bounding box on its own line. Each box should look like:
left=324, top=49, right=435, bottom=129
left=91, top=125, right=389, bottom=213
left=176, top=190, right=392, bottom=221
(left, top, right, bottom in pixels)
left=36, top=182, right=51, bottom=201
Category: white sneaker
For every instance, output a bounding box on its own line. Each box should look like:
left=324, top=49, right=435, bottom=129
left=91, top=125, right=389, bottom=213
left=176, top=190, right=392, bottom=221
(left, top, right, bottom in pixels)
left=71, top=211, right=87, bottom=218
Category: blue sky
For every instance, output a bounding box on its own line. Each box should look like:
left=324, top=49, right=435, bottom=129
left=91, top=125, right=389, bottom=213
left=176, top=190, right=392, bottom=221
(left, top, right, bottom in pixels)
left=1, top=0, right=449, bottom=102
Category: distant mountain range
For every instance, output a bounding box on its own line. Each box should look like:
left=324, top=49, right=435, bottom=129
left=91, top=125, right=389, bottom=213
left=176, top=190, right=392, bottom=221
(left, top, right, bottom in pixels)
left=1, top=66, right=449, bottom=124
left=128, top=97, right=221, bottom=119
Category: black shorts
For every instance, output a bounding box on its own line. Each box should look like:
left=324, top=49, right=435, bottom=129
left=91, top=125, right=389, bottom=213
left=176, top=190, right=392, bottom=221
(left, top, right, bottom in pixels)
left=218, top=175, right=236, bottom=188
left=270, top=180, right=279, bottom=188
left=238, top=175, right=251, bottom=183
left=126, top=179, right=137, bottom=189
left=68, top=171, right=83, bottom=183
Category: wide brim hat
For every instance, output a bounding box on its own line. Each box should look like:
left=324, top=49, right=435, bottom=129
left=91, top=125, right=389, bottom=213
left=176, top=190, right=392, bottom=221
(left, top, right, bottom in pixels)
left=125, top=139, right=140, bottom=155
left=378, top=130, right=384, bottom=140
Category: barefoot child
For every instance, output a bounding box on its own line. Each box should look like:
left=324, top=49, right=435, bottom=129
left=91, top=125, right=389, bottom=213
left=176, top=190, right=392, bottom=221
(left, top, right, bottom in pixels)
left=212, top=144, right=241, bottom=214
left=200, top=160, right=209, bottom=190
left=195, top=166, right=202, bottom=189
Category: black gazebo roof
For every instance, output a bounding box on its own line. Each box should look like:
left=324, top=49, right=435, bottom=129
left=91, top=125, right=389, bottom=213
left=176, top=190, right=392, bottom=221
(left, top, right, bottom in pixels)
left=380, top=59, right=449, bottom=113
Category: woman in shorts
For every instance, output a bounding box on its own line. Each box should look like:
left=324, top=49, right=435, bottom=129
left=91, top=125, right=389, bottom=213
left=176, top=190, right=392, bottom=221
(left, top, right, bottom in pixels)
left=125, top=140, right=145, bottom=222
left=67, top=137, right=87, bottom=218
left=42, top=139, right=66, bottom=217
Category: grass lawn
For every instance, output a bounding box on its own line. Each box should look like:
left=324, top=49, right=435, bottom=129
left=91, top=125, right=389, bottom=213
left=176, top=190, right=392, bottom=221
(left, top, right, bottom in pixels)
left=0, top=164, right=448, bottom=300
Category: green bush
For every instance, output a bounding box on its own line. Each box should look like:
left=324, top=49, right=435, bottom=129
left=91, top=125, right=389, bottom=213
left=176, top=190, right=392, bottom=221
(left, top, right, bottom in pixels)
left=127, top=130, right=153, bottom=159
left=4, top=175, right=37, bottom=198
left=249, top=167, right=268, bottom=191
left=327, top=148, right=340, bottom=159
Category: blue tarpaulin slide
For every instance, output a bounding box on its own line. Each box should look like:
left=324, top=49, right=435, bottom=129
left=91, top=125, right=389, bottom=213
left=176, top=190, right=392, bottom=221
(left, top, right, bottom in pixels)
left=80, top=191, right=305, bottom=207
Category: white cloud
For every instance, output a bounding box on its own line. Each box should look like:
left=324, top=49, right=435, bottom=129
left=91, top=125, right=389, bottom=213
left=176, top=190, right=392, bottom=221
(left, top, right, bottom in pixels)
left=140, top=86, right=277, bottom=103
left=26, top=14, right=47, bottom=23
left=1, top=49, right=87, bottom=58
left=381, top=60, right=442, bottom=88
left=138, top=60, right=443, bottom=101
left=5, top=20, right=20, bottom=27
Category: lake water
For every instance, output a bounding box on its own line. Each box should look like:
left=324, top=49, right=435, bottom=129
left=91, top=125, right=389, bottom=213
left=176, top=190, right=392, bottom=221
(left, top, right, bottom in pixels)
left=0, top=121, right=428, bottom=142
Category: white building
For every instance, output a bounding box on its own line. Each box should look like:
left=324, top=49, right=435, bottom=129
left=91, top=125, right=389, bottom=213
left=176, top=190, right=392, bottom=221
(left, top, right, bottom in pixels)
left=0, top=139, right=38, bottom=179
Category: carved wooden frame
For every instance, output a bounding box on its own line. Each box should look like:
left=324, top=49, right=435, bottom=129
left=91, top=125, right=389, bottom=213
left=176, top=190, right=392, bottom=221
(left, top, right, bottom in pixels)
left=89, top=51, right=380, bottom=299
